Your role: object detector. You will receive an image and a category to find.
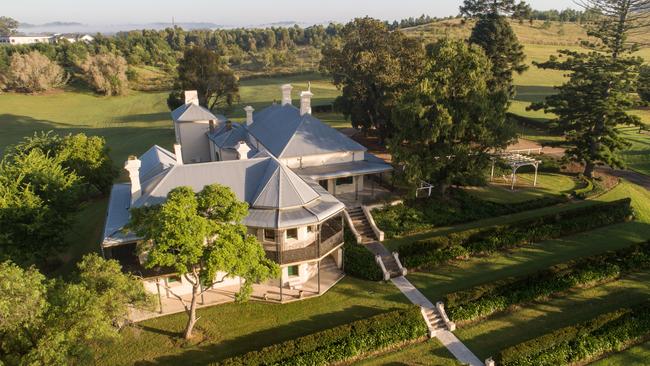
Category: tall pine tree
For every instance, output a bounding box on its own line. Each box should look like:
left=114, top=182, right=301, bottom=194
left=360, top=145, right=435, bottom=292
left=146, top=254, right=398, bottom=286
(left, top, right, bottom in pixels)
left=531, top=0, right=649, bottom=177
left=460, top=0, right=529, bottom=97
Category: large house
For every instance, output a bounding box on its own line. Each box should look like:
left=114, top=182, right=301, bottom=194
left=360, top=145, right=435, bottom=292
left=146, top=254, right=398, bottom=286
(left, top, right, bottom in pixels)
left=0, top=33, right=94, bottom=45
left=102, top=85, right=392, bottom=314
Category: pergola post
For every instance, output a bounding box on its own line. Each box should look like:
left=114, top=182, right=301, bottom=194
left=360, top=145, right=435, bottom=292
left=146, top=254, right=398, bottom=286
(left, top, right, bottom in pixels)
left=156, top=279, right=163, bottom=314
left=490, top=159, right=495, bottom=182
left=533, top=163, right=539, bottom=187
left=511, top=167, right=517, bottom=190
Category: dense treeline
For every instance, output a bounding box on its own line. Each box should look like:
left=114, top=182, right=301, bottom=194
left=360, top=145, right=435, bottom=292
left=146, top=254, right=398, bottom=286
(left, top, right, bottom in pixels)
left=528, top=8, right=602, bottom=23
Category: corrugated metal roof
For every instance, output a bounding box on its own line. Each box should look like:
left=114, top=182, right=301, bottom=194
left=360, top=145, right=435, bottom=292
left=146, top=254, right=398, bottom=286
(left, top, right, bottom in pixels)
left=247, top=104, right=367, bottom=158
left=138, top=145, right=177, bottom=182
left=102, top=184, right=138, bottom=246
left=251, top=157, right=320, bottom=209
left=171, top=103, right=221, bottom=122
left=294, top=156, right=393, bottom=180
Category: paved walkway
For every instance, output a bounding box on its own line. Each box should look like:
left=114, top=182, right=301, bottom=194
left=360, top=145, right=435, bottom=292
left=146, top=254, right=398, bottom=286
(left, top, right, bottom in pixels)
left=390, top=277, right=484, bottom=366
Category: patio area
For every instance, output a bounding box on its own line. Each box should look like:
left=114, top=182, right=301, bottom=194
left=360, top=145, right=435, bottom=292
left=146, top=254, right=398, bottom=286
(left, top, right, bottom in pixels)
left=128, top=259, right=345, bottom=322
left=337, top=174, right=397, bottom=206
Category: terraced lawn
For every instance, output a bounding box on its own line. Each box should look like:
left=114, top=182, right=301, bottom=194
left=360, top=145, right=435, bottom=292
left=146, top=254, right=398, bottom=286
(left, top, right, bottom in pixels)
left=465, top=172, right=577, bottom=204
left=591, top=341, right=650, bottom=365
left=353, top=340, right=459, bottom=366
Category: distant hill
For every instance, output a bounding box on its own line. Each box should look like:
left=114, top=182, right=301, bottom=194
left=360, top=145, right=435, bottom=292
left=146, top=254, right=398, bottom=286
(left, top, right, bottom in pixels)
left=401, top=18, right=650, bottom=47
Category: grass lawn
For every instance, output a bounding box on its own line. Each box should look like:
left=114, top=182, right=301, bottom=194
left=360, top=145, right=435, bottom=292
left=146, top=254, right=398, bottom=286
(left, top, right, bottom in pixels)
left=464, top=172, right=577, bottom=204
left=94, top=277, right=410, bottom=365
left=352, top=339, right=460, bottom=366
left=591, top=341, right=650, bottom=366
left=456, top=270, right=650, bottom=360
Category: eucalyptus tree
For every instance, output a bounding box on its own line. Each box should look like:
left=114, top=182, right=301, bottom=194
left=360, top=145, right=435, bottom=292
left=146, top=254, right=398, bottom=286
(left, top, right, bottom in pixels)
left=129, top=184, right=279, bottom=339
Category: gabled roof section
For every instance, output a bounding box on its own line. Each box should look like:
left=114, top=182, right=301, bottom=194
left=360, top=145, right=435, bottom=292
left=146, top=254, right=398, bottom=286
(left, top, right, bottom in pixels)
left=247, top=104, right=367, bottom=158
left=251, top=157, right=320, bottom=209
left=171, top=103, right=219, bottom=122
left=208, top=123, right=248, bottom=149
left=138, top=145, right=176, bottom=183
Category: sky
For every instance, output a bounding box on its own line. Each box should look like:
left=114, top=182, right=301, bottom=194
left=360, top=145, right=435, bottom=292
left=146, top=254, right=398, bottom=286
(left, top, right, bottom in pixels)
left=6, top=0, right=577, bottom=26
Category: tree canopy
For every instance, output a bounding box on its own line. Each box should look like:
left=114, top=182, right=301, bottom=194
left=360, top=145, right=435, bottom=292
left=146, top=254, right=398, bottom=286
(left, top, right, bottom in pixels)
left=320, top=17, right=424, bottom=141
left=0, top=16, right=18, bottom=37
left=0, top=254, right=152, bottom=366
left=389, top=39, right=515, bottom=195
left=640, top=64, right=650, bottom=103
left=129, top=184, right=279, bottom=339
left=168, top=46, right=239, bottom=111
left=530, top=0, right=648, bottom=177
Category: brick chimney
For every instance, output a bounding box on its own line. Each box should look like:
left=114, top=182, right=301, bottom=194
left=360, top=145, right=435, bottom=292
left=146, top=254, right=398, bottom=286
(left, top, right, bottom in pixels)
left=184, top=90, right=199, bottom=105
left=281, top=84, right=293, bottom=106
left=124, top=156, right=142, bottom=204
left=244, top=106, right=255, bottom=126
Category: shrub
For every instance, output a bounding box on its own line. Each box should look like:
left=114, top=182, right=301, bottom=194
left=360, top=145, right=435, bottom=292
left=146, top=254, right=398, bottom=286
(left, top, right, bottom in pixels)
left=81, top=53, right=128, bottom=96
left=400, top=198, right=633, bottom=269
left=496, top=301, right=650, bottom=366
left=343, top=228, right=383, bottom=281
left=445, top=241, right=650, bottom=323
left=572, top=175, right=594, bottom=199
left=8, top=51, right=67, bottom=92
left=373, top=189, right=568, bottom=238
left=217, top=306, right=427, bottom=366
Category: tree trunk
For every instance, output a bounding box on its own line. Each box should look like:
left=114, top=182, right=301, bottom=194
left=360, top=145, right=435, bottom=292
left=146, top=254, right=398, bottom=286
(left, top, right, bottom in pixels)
left=584, top=161, right=595, bottom=178
left=183, top=282, right=200, bottom=339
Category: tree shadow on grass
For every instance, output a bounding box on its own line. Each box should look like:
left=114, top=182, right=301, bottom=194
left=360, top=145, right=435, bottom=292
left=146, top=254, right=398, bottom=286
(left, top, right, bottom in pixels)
left=132, top=304, right=405, bottom=366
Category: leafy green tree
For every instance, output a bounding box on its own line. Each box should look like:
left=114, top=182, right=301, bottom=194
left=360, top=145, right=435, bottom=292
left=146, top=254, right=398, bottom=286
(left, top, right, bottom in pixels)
left=129, top=184, right=279, bottom=339
left=0, top=254, right=152, bottom=365
left=461, top=0, right=529, bottom=96
left=389, top=39, right=515, bottom=195
left=168, top=46, right=239, bottom=111
left=530, top=0, right=648, bottom=177
left=320, top=17, right=424, bottom=141
left=640, top=64, right=650, bottom=103
left=8, top=131, right=117, bottom=195
left=0, top=16, right=18, bottom=36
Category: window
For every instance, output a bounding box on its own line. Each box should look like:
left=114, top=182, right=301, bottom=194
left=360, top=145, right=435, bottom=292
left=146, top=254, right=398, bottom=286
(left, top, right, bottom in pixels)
left=307, top=226, right=314, bottom=234
left=287, top=228, right=298, bottom=240
left=319, top=180, right=328, bottom=189
left=166, top=276, right=181, bottom=284
left=287, top=265, right=299, bottom=276
left=264, top=229, right=275, bottom=242
left=335, top=176, right=354, bottom=186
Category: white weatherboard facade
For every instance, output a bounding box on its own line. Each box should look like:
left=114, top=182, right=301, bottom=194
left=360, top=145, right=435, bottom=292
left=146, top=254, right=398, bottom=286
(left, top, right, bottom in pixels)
left=102, top=84, right=392, bottom=311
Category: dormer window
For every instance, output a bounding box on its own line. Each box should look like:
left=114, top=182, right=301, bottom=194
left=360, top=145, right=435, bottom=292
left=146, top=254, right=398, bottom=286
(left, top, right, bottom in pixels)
left=287, top=228, right=298, bottom=240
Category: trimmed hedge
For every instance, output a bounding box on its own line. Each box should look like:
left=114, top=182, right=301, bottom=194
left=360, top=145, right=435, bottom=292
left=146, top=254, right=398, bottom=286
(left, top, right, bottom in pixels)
left=373, top=188, right=569, bottom=238
left=342, top=227, right=383, bottom=281
left=216, top=306, right=427, bottom=366
left=445, top=241, right=650, bottom=323
left=572, top=175, right=594, bottom=199
left=495, top=301, right=650, bottom=366
left=400, top=198, right=633, bottom=270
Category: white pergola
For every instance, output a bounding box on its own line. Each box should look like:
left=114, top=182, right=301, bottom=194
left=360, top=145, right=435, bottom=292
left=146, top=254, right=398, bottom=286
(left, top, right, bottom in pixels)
left=490, top=153, right=541, bottom=190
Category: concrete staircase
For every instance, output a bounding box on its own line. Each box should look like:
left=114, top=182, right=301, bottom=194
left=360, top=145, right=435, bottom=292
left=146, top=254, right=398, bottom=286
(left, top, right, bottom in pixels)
left=366, top=242, right=403, bottom=278
left=424, top=307, right=447, bottom=333
left=346, top=206, right=377, bottom=243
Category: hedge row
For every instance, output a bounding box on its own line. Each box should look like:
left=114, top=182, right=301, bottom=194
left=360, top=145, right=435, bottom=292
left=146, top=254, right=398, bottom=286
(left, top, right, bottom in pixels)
left=444, top=241, right=650, bottom=323
left=216, top=306, right=427, bottom=366
left=373, top=188, right=568, bottom=238
left=400, top=198, right=633, bottom=270
left=342, top=227, right=383, bottom=281
left=572, top=175, right=595, bottom=199
left=495, top=301, right=650, bottom=366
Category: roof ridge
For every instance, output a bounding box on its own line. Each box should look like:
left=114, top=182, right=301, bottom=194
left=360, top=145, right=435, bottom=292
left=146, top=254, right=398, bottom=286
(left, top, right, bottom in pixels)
left=251, top=159, right=280, bottom=208
left=277, top=115, right=306, bottom=158
left=279, top=162, right=318, bottom=205
left=134, top=164, right=177, bottom=207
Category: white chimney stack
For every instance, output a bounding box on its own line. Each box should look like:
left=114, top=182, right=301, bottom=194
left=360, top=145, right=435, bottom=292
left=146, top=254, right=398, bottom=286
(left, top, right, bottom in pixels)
left=236, top=141, right=251, bottom=160
left=281, top=84, right=293, bottom=106
left=300, top=90, right=314, bottom=116
left=173, top=143, right=184, bottom=165
left=124, top=156, right=142, bottom=204
left=184, top=90, right=199, bottom=106
left=244, top=105, right=255, bottom=126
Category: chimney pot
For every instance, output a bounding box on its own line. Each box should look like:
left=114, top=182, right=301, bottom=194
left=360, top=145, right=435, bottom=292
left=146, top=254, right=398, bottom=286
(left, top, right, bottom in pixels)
left=281, top=84, right=293, bottom=106
left=244, top=106, right=255, bottom=126
left=184, top=90, right=199, bottom=106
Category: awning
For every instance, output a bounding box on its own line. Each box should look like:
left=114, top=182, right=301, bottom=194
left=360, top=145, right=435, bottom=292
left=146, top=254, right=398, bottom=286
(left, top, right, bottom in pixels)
left=293, top=156, right=393, bottom=181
